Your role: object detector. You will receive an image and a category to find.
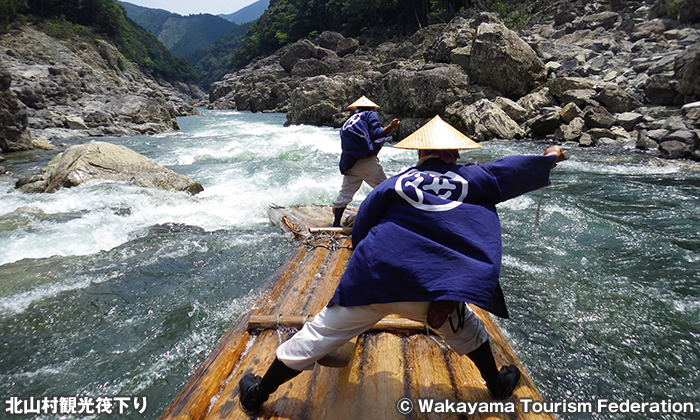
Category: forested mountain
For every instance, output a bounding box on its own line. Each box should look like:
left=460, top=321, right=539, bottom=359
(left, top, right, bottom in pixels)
left=219, top=0, right=271, bottom=25
left=186, top=22, right=253, bottom=91
left=119, top=2, right=238, bottom=57
left=232, top=0, right=476, bottom=68
left=1, top=0, right=197, bottom=83
left=118, top=1, right=267, bottom=91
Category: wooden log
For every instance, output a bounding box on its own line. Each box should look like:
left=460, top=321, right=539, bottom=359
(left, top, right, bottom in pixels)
left=248, top=315, right=429, bottom=334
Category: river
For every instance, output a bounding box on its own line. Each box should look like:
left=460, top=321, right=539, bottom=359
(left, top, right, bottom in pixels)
left=0, top=109, right=698, bottom=419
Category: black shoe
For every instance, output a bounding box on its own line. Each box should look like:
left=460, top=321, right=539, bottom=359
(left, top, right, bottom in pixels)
left=239, top=373, right=269, bottom=413
left=332, top=207, right=346, bottom=227
left=487, top=365, right=521, bottom=400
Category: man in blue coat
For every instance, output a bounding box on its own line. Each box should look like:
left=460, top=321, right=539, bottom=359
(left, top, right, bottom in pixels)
left=332, top=96, right=400, bottom=227
left=239, top=115, right=568, bottom=413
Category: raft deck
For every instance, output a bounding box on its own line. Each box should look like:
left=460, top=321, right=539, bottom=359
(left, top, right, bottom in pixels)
left=159, top=205, right=554, bottom=420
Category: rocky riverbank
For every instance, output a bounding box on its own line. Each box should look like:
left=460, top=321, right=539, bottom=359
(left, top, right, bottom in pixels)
left=0, top=24, right=205, bottom=167
left=206, top=0, right=700, bottom=161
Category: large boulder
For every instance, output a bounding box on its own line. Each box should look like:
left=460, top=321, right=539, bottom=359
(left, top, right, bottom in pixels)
left=376, top=64, right=471, bottom=118
left=517, top=87, right=557, bottom=120
left=675, top=42, right=700, bottom=96
left=16, top=141, right=203, bottom=194
left=545, top=77, right=598, bottom=100
left=644, top=74, right=684, bottom=106
left=651, top=0, right=700, bottom=23
left=286, top=75, right=370, bottom=127
left=593, top=84, right=643, bottom=113
left=0, top=66, right=32, bottom=153
left=280, top=40, right=317, bottom=73
left=336, top=38, right=360, bottom=57
left=584, top=106, right=616, bottom=129
left=426, top=16, right=477, bottom=63
left=290, top=58, right=335, bottom=78
left=468, top=22, right=547, bottom=98
left=569, top=11, right=620, bottom=32
left=526, top=110, right=562, bottom=137
left=317, top=31, right=359, bottom=57
left=459, top=98, right=525, bottom=141
left=209, top=51, right=297, bottom=113
left=318, top=31, right=345, bottom=51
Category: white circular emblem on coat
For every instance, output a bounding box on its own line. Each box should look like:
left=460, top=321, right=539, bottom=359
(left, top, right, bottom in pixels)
left=395, top=169, right=469, bottom=212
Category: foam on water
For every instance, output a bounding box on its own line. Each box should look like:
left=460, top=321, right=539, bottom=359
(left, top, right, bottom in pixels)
left=0, top=112, right=352, bottom=266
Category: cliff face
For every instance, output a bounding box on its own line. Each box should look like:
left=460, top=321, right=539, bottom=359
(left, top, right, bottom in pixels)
left=0, top=24, right=205, bottom=157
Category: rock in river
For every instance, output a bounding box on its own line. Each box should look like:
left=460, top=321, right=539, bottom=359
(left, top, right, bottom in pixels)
left=16, top=141, right=204, bottom=195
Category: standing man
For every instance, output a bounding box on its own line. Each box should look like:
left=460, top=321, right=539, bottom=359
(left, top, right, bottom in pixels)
left=239, top=115, right=568, bottom=413
left=332, top=96, right=400, bottom=227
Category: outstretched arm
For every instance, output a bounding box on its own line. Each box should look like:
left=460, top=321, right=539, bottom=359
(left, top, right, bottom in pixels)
left=481, top=145, right=568, bottom=202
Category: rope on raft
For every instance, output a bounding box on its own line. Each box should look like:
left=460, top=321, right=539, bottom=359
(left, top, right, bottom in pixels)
left=301, top=231, right=353, bottom=251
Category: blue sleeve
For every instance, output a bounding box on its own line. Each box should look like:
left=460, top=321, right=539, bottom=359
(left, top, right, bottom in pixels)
left=481, top=155, right=556, bottom=202
left=364, top=111, right=386, bottom=142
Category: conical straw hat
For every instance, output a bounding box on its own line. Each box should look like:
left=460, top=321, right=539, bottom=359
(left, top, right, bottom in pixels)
left=347, top=95, right=380, bottom=109
left=393, top=115, right=482, bottom=150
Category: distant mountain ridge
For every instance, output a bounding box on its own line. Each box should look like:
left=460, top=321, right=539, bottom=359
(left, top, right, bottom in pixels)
left=119, top=1, right=237, bottom=57
left=119, top=0, right=269, bottom=91
left=219, top=0, right=271, bottom=25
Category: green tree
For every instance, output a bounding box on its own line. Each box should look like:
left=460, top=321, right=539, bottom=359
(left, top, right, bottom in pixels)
left=0, top=0, right=28, bottom=29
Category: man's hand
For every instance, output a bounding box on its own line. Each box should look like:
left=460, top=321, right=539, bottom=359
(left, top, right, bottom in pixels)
left=544, top=145, right=568, bottom=168
left=384, top=118, right=400, bottom=134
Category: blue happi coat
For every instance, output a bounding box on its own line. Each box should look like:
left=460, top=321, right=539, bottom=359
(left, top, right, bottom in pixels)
left=330, top=154, right=558, bottom=318
left=338, top=110, right=388, bottom=174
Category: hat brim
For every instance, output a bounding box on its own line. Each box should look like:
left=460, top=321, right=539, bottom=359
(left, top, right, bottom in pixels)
left=393, top=115, right=482, bottom=150
left=347, top=96, right=380, bottom=109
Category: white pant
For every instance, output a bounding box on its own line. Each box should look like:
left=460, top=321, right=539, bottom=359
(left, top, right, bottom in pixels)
left=333, top=156, right=387, bottom=208
left=277, top=301, right=489, bottom=371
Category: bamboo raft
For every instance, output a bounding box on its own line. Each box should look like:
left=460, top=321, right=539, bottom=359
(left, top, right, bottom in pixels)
left=159, top=205, right=555, bottom=420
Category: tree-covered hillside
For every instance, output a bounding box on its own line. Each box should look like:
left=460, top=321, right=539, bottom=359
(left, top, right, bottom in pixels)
left=1, top=0, right=197, bottom=83
left=232, top=0, right=475, bottom=68
left=186, top=22, right=252, bottom=91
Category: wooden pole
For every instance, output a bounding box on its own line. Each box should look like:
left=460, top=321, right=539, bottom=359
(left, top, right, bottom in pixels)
left=248, top=315, right=428, bottom=334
